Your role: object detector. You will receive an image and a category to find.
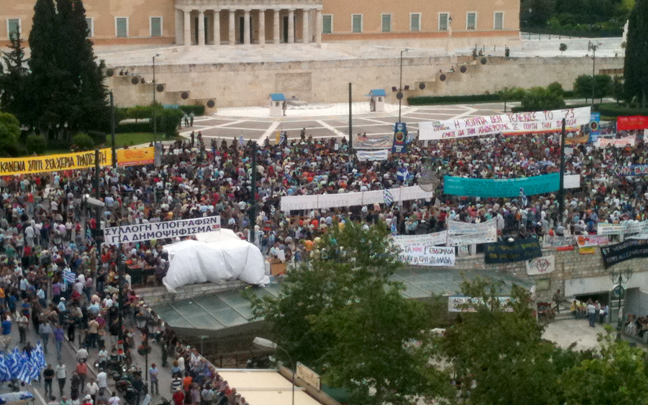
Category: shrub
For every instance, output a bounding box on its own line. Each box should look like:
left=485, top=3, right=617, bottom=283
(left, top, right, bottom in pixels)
left=26, top=134, right=47, bottom=154
left=115, top=122, right=154, bottom=134
left=597, top=103, right=648, bottom=118
left=156, top=109, right=184, bottom=138
left=179, top=105, right=205, bottom=116
left=72, top=133, right=95, bottom=151
left=408, top=94, right=501, bottom=105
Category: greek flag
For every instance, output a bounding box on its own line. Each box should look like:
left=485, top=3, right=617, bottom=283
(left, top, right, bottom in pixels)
left=63, top=269, right=76, bottom=284
left=238, top=136, right=245, bottom=147
left=383, top=189, right=394, bottom=206
left=8, top=348, right=20, bottom=376
left=16, top=353, right=31, bottom=384
left=391, top=220, right=397, bottom=236
left=280, top=131, right=287, bottom=145
left=0, top=354, right=9, bottom=382
left=519, top=187, right=528, bottom=207
left=33, top=343, right=46, bottom=369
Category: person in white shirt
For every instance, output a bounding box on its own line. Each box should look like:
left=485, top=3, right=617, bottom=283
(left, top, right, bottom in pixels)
left=108, top=392, right=120, bottom=405
left=96, top=370, right=108, bottom=396
left=86, top=379, right=100, bottom=403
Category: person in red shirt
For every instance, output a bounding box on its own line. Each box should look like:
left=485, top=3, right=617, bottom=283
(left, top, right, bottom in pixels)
left=172, top=389, right=185, bottom=405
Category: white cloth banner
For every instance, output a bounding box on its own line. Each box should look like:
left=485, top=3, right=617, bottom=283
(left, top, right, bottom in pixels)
left=356, top=150, right=389, bottom=161
left=393, top=231, right=448, bottom=247
left=564, top=174, right=581, bottom=189
left=526, top=255, right=555, bottom=275
left=418, top=107, right=591, bottom=140
left=397, top=244, right=455, bottom=267
left=447, top=218, right=497, bottom=235
left=280, top=186, right=434, bottom=212
left=103, top=215, right=221, bottom=244
left=597, top=220, right=648, bottom=236
left=595, top=136, right=636, bottom=148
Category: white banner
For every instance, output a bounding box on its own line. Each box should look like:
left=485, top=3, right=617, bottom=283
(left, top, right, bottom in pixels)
left=447, top=218, right=497, bottom=235
left=448, top=296, right=513, bottom=312
left=103, top=215, right=221, bottom=244
left=447, top=231, right=496, bottom=246
left=564, top=174, right=581, bottom=189
left=393, top=231, right=448, bottom=247
left=280, top=186, right=433, bottom=212
left=595, top=136, right=636, bottom=148
left=397, top=245, right=455, bottom=267
left=419, top=107, right=591, bottom=140
left=356, top=149, right=389, bottom=161
left=597, top=220, right=648, bottom=236
left=526, top=255, right=555, bottom=275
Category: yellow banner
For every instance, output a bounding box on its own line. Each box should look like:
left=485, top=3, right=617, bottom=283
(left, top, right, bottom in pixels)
left=0, top=149, right=112, bottom=176
left=117, top=147, right=155, bottom=167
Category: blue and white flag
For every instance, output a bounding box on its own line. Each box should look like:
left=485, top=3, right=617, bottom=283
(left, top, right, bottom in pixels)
left=519, top=187, right=528, bottom=207
left=279, top=131, right=287, bottom=145
left=383, top=189, right=394, bottom=206
left=33, top=343, right=46, bottom=369
left=63, top=269, right=76, bottom=284
left=0, top=354, right=9, bottom=382
left=8, top=348, right=20, bottom=376
left=391, top=220, right=398, bottom=236
left=238, top=136, right=245, bottom=147
left=396, top=166, right=409, bottom=183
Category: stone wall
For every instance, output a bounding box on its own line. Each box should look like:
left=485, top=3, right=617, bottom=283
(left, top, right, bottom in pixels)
left=108, top=55, right=625, bottom=109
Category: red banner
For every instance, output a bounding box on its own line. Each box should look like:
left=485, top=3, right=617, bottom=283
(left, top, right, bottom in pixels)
left=617, top=115, right=648, bottom=131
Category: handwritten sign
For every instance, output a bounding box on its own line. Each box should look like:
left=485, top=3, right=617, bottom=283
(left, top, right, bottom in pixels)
left=393, top=233, right=455, bottom=267
left=419, top=107, right=591, bottom=140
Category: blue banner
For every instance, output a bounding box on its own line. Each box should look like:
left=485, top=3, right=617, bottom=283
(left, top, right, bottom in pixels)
left=617, top=165, right=648, bottom=176
left=392, top=122, right=407, bottom=154
left=443, top=173, right=560, bottom=198
left=589, top=112, right=600, bottom=143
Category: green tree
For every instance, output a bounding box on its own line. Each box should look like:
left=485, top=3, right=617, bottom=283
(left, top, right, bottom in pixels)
left=520, top=86, right=566, bottom=111
left=0, top=112, right=21, bottom=156
left=0, top=30, right=30, bottom=123
left=247, top=222, right=449, bottom=404
left=559, top=43, right=568, bottom=55
left=612, top=75, right=625, bottom=104
left=574, top=75, right=612, bottom=103
left=593, top=74, right=613, bottom=101
left=624, top=0, right=648, bottom=107
left=561, top=326, right=648, bottom=405
left=442, top=278, right=567, bottom=405
left=26, top=134, right=48, bottom=154
left=72, top=132, right=95, bottom=151
left=574, top=75, right=594, bottom=102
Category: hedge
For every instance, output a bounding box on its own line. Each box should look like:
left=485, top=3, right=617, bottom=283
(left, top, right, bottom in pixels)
left=179, top=105, right=205, bottom=116
left=408, top=94, right=502, bottom=105
left=116, top=122, right=154, bottom=134
left=597, top=103, right=648, bottom=118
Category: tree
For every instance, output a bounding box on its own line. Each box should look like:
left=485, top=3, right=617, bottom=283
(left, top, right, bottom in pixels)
left=520, top=86, right=566, bottom=111
left=624, top=0, right=648, bottom=107
left=0, top=30, right=30, bottom=123
left=559, top=43, right=568, bottom=55
left=247, top=222, right=449, bottom=404
left=593, top=74, right=613, bottom=102
left=442, top=278, right=568, bottom=405
left=573, top=75, right=612, bottom=103
left=561, top=326, right=648, bottom=405
left=574, top=75, right=594, bottom=103
left=612, top=75, right=625, bottom=104
left=0, top=112, right=21, bottom=156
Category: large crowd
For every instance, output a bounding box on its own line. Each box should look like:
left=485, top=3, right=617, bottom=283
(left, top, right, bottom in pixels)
left=0, top=127, right=644, bottom=405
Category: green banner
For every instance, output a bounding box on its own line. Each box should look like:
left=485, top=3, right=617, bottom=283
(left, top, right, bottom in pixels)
left=443, top=173, right=560, bottom=198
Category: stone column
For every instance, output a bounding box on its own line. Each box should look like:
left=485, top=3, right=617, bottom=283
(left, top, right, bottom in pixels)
left=229, top=9, right=236, bottom=45
left=258, top=10, right=266, bottom=45
left=175, top=9, right=183, bottom=44
left=213, top=10, right=220, bottom=45
left=198, top=10, right=206, bottom=46
left=315, top=9, right=322, bottom=45
left=184, top=9, right=191, bottom=48
left=273, top=9, right=280, bottom=44
left=302, top=9, right=309, bottom=44
left=244, top=9, right=251, bottom=45
left=288, top=9, right=295, bottom=43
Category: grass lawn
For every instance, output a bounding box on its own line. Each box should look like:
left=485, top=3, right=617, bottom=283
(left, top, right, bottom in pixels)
left=114, top=132, right=183, bottom=148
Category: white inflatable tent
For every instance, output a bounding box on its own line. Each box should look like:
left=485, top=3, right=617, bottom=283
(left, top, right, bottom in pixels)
left=162, top=229, right=269, bottom=293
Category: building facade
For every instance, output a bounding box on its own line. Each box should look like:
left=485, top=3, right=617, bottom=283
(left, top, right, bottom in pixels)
left=1, top=0, right=519, bottom=47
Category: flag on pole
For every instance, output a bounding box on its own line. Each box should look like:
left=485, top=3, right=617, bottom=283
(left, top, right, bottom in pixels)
left=383, top=189, right=394, bottom=206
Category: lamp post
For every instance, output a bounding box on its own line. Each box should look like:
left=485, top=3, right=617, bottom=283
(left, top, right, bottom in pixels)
left=152, top=53, right=161, bottom=145
left=558, top=118, right=566, bottom=226
left=136, top=309, right=152, bottom=390
left=610, top=268, right=632, bottom=340
left=253, top=337, right=294, bottom=405
left=397, top=48, right=409, bottom=122
left=588, top=41, right=598, bottom=106
left=110, top=91, right=116, bottom=168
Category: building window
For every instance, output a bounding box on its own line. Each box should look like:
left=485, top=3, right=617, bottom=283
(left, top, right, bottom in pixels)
left=439, top=13, right=449, bottom=31
left=381, top=14, right=391, bottom=33
left=466, top=12, right=476, bottom=30
left=322, top=15, right=332, bottom=34
left=115, top=17, right=129, bottom=37
left=352, top=14, right=362, bottom=33
left=410, top=13, right=420, bottom=32
left=494, top=12, right=504, bottom=30
left=150, top=16, right=162, bottom=37
left=7, top=18, right=20, bottom=39
left=85, top=17, right=94, bottom=38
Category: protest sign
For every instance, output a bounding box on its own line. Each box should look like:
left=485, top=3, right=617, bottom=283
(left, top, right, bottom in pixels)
left=447, top=218, right=496, bottom=235
left=393, top=231, right=448, bottom=247
left=576, top=235, right=609, bottom=248
left=393, top=232, right=454, bottom=266
left=600, top=239, right=648, bottom=268
left=0, top=148, right=112, bottom=176
left=565, top=135, right=589, bottom=145
left=484, top=238, right=542, bottom=264
left=617, top=115, right=648, bottom=131
left=356, top=150, right=389, bottom=161
left=446, top=219, right=497, bottom=246
left=352, top=134, right=393, bottom=149
left=589, top=112, right=601, bottom=143
left=392, top=122, right=408, bottom=153
left=579, top=247, right=596, bottom=255
left=543, top=235, right=575, bottom=248
left=526, top=255, right=555, bottom=275
left=444, top=173, right=559, bottom=198
left=280, top=186, right=433, bottom=211
left=418, top=107, right=590, bottom=140
left=104, top=215, right=221, bottom=244
left=616, top=165, right=648, bottom=176
left=117, top=147, right=155, bottom=167
left=447, top=296, right=514, bottom=312
left=596, top=136, right=636, bottom=148
left=597, top=221, right=648, bottom=236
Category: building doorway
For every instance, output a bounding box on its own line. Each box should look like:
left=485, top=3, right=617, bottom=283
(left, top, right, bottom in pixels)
left=282, top=16, right=288, bottom=43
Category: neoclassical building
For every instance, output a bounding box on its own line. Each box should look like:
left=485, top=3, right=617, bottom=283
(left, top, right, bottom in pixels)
left=2, top=0, right=519, bottom=47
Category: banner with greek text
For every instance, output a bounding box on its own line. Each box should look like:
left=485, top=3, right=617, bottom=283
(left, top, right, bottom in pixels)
left=617, top=115, right=648, bottom=131
left=484, top=238, right=542, bottom=264
left=117, top=147, right=155, bottom=167
left=103, top=215, right=221, bottom=244
left=600, top=239, right=648, bottom=268
left=393, top=231, right=448, bottom=247
left=0, top=148, right=112, bottom=176
left=444, top=173, right=560, bottom=198
left=352, top=134, right=393, bottom=149
left=446, top=218, right=498, bottom=246
left=526, top=255, right=555, bottom=275
left=356, top=150, right=389, bottom=161
left=616, top=165, right=648, bottom=176
left=418, top=107, right=591, bottom=140
left=597, top=221, right=648, bottom=236
left=543, top=235, right=575, bottom=248
left=394, top=234, right=455, bottom=266
left=595, top=136, right=636, bottom=148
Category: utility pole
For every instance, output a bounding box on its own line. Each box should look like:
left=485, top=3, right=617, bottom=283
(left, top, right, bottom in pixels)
left=152, top=54, right=160, bottom=145
left=348, top=82, right=353, bottom=152
left=398, top=48, right=409, bottom=122
left=110, top=91, right=117, bottom=168
left=249, top=142, right=257, bottom=244
left=558, top=118, right=566, bottom=226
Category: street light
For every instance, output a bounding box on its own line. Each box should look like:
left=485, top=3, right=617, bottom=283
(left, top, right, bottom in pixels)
left=588, top=41, right=599, bottom=106
left=136, top=309, right=153, bottom=390
left=398, top=48, right=409, bottom=122
left=610, top=268, right=632, bottom=340
left=152, top=53, right=161, bottom=145
left=253, top=337, right=294, bottom=405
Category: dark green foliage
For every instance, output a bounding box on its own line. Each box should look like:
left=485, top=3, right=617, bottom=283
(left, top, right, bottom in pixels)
left=0, top=112, right=21, bottom=154
left=574, top=75, right=614, bottom=102
left=521, top=0, right=631, bottom=34
left=71, top=132, right=94, bottom=150
left=520, top=86, right=566, bottom=111
left=25, top=134, right=48, bottom=154
left=179, top=105, right=205, bottom=116
left=156, top=109, right=184, bottom=138
left=115, top=122, right=154, bottom=134
left=624, top=0, right=648, bottom=107
left=0, top=31, right=30, bottom=123
left=408, top=94, right=502, bottom=105
left=597, top=102, right=648, bottom=117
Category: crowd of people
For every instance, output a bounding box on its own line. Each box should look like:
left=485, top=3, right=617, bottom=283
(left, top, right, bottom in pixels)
left=0, top=126, right=644, bottom=404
